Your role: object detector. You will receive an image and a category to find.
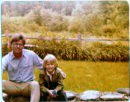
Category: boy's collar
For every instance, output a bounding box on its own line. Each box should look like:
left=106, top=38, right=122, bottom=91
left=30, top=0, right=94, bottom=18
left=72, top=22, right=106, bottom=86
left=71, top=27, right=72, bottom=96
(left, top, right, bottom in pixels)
left=46, top=70, right=55, bottom=76
left=46, top=70, right=56, bottom=81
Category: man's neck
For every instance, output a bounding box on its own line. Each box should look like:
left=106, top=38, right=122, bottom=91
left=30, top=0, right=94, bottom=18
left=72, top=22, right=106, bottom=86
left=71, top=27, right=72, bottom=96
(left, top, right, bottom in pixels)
left=13, top=52, right=22, bottom=59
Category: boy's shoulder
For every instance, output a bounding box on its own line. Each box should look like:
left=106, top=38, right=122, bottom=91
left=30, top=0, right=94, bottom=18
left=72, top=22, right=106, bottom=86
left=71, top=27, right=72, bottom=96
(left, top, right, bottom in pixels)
left=56, top=67, right=63, bottom=74
left=39, top=70, right=46, bottom=77
left=56, top=68, right=61, bottom=72
left=39, top=68, right=66, bottom=79
left=56, top=68, right=66, bottom=79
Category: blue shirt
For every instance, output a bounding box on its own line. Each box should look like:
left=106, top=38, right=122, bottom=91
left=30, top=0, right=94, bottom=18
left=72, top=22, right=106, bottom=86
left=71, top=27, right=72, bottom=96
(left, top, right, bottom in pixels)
left=2, top=49, right=43, bottom=82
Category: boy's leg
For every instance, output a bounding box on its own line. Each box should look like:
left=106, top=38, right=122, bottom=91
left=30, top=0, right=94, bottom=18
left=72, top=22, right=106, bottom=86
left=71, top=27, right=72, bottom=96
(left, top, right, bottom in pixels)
left=40, top=92, right=48, bottom=101
left=56, top=90, right=68, bottom=101
left=28, top=81, right=40, bottom=102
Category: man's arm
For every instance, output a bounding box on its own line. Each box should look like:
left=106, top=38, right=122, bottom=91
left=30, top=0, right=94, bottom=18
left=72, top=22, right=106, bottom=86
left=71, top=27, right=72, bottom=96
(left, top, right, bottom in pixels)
left=32, top=52, right=43, bottom=69
left=2, top=56, right=8, bottom=73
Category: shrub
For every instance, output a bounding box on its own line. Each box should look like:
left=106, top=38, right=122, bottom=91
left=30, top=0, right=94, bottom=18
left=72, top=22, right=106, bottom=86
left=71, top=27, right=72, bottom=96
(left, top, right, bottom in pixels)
left=102, top=24, right=117, bottom=34
left=2, top=39, right=128, bottom=61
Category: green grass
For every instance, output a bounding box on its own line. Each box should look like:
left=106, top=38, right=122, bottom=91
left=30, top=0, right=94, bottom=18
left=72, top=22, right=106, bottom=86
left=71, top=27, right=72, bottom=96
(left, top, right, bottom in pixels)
left=60, top=61, right=129, bottom=93
left=3, top=61, right=129, bottom=93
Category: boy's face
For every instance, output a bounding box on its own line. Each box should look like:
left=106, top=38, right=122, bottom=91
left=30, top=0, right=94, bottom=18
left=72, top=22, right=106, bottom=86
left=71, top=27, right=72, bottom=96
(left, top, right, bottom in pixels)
left=45, top=61, right=55, bottom=73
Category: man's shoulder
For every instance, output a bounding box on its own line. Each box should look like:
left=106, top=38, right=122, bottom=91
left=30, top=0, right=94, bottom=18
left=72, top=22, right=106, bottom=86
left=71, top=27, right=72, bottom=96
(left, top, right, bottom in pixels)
left=23, top=49, right=36, bottom=55
left=2, top=52, right=12, bottom=60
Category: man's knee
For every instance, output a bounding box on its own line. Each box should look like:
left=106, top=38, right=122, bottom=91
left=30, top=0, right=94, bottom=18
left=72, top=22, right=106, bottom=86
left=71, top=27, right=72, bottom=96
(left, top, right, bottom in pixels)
left=29, top=81, right=40, bottom=89
left=2, top=80, right=6, bottom=91
left=2, top=80, right=20, bottom=95
left=2, top=80, right=11, bottom=92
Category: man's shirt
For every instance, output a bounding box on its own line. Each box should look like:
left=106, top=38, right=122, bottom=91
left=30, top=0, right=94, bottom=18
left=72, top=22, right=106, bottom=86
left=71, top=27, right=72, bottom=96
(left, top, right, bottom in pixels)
left=2, top=49, right=43, bottom=82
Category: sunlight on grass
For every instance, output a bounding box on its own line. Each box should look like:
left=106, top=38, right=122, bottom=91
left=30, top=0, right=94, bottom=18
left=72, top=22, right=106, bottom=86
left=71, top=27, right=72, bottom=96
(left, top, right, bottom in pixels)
left=58, top=61, right=129, bottom=93
left=3, top=61, right=129, bottom=93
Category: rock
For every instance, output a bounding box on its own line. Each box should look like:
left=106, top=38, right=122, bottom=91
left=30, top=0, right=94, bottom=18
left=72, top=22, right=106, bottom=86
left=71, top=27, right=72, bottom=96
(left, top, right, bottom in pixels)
left=4, top=96, right=30, bottom=102
left=65, top=91, right=78, bottom=101
left=100, top=92, right=127, bottom=101
left=79, top=90, right=101, bottom=101
left=117, top=88, right=130, bottom=96
left=3, top=93, right=7, bottom=97
left=3, top=93, right=8, bottom=102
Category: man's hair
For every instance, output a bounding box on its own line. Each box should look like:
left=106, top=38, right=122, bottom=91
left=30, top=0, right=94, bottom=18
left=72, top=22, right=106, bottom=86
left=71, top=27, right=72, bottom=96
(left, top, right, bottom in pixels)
left=43, top=54, right=58, bottom=68
left=10, top=34, right=26, bottom=45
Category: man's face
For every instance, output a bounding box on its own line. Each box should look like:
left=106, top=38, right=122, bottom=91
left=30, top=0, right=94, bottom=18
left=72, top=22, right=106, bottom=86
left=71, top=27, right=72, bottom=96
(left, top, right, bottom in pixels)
left=11, top=40, right=24, bottom=54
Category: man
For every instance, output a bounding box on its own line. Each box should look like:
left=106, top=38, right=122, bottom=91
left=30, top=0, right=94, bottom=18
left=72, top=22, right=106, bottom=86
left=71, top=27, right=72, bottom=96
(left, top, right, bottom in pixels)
left=2, top=34, right=43, bottom=102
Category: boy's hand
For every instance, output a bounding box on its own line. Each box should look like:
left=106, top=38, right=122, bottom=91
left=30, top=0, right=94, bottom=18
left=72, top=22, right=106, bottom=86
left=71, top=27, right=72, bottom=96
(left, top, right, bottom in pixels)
left=48, top=90, right=53, bottom=96
left=48, top=90, right=57, bottom=98
left=52, top=90, right=57, bottom=96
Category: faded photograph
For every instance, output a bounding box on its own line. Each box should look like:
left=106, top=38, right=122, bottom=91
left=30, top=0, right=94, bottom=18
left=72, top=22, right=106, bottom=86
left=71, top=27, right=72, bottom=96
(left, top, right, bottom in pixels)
left=1, top=1, right=129, bottom=102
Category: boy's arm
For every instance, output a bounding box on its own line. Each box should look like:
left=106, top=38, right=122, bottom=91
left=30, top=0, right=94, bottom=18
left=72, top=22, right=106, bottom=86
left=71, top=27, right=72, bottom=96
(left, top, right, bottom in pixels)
left=57, top=68, right=66, bottom=79
left=54, top=72, right=64, bottom=92
left=39, top=73, right=50, bottom=93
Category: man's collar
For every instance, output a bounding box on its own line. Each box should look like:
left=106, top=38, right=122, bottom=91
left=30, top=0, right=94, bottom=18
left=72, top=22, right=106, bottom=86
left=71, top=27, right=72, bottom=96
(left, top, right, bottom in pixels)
left=10, top=49, right=25, bottom=60
left=10, top=51, right=15, bottom=60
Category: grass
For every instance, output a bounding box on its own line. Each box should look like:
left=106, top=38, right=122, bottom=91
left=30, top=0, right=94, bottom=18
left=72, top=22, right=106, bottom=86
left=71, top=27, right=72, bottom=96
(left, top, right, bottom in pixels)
left=3, top=61, right=129, bottom=93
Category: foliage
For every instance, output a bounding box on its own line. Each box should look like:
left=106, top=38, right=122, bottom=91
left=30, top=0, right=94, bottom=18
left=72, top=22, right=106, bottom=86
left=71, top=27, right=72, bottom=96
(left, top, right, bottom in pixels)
left=31, top=40, right=129, bottom=61
left=68, top=17, right=85, bottom=33
left=2, top=1, right=129, bottom=38
left=2, top=16, right=41, bottom=33
left=100, top=1, right=129, bottom=38
left=2, top=39, right=128, bottom=61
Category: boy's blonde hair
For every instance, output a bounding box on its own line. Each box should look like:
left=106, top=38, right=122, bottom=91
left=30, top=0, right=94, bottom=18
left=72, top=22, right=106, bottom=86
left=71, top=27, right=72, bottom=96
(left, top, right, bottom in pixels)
left=43, top=54, right=58, bottom=68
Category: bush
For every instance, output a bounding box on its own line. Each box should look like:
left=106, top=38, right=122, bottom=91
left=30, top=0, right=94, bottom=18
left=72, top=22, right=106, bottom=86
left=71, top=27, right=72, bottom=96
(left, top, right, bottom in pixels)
left=102, top=24, right=116, bottom=33
left=2, top=39, right=128, bottom=61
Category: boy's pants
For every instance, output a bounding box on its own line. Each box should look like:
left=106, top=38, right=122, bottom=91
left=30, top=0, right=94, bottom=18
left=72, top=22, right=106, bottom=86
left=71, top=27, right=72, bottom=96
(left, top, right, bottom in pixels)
left=2, top=80, right=40, bottom=102
left=40, top=90, right=67, bottom=101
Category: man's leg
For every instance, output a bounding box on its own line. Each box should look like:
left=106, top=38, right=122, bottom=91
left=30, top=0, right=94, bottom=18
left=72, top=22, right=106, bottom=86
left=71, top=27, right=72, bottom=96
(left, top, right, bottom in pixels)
left=3, top=80, right=40, bottom=102
left=2, top=80, right=23, bottom=95
left=2, top=80, right=30, bottom=102
left=28, top=81, right=40, bottom=102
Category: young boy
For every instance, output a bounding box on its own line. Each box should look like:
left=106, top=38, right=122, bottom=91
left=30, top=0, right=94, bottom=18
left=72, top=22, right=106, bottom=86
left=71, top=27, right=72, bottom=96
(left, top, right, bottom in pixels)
left=39, top=54, right=67, bottom=101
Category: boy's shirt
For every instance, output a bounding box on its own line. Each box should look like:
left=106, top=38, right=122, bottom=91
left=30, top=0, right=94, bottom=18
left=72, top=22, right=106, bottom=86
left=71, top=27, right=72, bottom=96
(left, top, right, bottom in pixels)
left=39, top=68, right=65, bottom=93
